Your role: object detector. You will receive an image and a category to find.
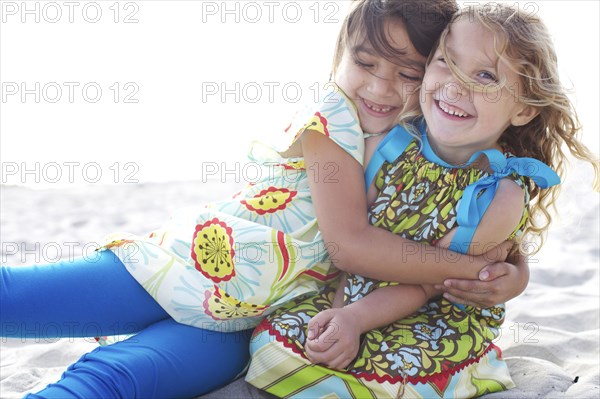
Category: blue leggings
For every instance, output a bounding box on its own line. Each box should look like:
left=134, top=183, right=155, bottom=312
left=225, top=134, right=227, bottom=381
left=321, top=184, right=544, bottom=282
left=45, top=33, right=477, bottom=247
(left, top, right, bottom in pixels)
left=1, top=250, right=252, bottom=398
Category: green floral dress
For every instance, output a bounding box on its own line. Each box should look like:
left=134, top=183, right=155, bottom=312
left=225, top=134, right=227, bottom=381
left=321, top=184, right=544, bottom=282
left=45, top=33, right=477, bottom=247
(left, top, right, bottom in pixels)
left=246, top=130, right=530, bottom=398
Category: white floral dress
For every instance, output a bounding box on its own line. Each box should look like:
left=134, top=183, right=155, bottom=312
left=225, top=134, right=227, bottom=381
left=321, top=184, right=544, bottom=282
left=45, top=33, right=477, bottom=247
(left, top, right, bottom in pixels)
left=98, top=87, right=364, bottom=332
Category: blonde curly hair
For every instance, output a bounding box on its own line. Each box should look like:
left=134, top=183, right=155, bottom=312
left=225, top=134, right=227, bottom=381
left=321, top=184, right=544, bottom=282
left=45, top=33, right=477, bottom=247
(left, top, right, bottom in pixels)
left=402, top=3, right=599, bottom=254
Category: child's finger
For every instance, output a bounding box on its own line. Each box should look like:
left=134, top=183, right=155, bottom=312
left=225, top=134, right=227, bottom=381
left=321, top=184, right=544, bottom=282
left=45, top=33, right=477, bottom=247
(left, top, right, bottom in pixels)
left=478, top=262, right=510, bottom=281
left=306, top=325, right=337, bottom=352
left=325, top=351, right=354, bottom=371
left=305, top=341, right=338, bottom=365
left=441, top=279, right=489, bottom=294
left=307, top=310, right=334, bottom=340
left=442, top=292, right=478, bottom=308
left=307, top=326, right=324, bottom=341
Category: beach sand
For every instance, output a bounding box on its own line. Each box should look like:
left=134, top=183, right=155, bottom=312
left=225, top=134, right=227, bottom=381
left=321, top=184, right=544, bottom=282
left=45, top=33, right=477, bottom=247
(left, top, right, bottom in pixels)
left=1, top=164, right=598, bottom=398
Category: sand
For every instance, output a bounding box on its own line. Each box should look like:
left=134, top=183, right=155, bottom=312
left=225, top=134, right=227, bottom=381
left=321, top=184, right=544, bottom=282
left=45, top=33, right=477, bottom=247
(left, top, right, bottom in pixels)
left=1, top=163, right=598, bottom=398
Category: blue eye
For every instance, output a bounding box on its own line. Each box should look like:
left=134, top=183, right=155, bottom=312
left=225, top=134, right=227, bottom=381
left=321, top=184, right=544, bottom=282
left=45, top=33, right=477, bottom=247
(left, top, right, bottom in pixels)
left=478, top=71, right=497, bottom=82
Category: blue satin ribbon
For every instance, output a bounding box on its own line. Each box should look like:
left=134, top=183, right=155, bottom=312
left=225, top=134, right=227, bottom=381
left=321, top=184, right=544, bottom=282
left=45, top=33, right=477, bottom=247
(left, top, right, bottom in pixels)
left=364, top=124, right=414, bottom=190
left=449, top=155, right=560, bottom=254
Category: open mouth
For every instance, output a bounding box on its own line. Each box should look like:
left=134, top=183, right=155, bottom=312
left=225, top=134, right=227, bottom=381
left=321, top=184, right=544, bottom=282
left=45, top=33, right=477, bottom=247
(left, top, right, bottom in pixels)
left=436, top=100, right=471, bottom=119
left=361, top=98, right=397, bottom=116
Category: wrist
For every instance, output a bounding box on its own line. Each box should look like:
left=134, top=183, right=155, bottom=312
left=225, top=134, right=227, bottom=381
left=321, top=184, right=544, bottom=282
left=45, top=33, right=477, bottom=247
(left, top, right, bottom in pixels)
left=342, top=304, right=368, bottom=334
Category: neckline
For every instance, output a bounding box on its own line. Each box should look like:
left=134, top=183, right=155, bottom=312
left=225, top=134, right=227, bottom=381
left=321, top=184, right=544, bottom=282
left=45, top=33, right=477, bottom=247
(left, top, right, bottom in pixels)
left=364, top=131, right=387, bottom=139
left=415, top=120, right=507, bottom=172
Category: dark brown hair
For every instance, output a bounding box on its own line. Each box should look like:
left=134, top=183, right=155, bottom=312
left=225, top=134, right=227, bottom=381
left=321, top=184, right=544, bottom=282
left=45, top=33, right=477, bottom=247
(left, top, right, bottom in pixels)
left=332, top=0, right=458, bottom=73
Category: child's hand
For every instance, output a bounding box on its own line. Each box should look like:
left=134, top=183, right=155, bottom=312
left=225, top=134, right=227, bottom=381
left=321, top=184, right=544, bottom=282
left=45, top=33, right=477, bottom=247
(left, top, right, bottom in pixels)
left=436, top=241, right=526, bottom=308
left=304, top=308, right=361, bottom=370
left=437, top=261, right=526, bottom=308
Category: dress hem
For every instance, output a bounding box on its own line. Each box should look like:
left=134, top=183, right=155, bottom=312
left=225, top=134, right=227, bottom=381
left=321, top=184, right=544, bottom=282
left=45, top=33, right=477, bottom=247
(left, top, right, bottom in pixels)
left=254, top=318, right=504, bottom=386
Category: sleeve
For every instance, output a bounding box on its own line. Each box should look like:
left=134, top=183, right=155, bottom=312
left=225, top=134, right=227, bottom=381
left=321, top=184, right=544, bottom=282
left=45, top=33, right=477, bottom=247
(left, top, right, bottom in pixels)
left=251, top=84, right=366, bottom=167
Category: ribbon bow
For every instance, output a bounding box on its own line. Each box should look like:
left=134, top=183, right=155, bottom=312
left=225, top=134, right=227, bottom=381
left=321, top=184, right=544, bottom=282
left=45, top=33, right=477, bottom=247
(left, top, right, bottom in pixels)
left=450, top=153, right=560, bottom=255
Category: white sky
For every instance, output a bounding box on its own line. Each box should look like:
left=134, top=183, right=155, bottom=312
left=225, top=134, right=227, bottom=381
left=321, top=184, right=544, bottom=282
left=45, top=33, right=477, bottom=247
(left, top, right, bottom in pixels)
left=1, top=0, right=598, bottom=187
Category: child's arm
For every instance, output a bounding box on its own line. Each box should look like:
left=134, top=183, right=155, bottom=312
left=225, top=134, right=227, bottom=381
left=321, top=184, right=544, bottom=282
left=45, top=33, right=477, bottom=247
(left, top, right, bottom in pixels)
left=438, top=251, right=529, bottom=308
left=429, top=178, right=527, bottom=306
left=304, top=180, right=523, bottom=368
left=435, top=178, right=525, bottom=256
left=304, top=284, right=437, bottom=369
left=302, top=131, right=501, bottom=284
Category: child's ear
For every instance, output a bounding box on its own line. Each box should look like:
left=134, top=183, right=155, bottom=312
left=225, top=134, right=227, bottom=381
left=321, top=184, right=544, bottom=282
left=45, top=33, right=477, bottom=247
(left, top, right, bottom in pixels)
left=511, top=105, right=539, bottom=127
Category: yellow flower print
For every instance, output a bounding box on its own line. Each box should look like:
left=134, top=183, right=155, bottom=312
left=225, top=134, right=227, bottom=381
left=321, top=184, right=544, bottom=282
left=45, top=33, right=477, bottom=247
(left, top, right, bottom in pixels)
left=241, top=187, right=297, bottom=215
left=203, top=285, right=269, bottom=320
left=304, top=112, right=329, bottom=136
left=282, top=160, right=305, bottom=170
left=292, top=111, right=330, bottom=142
left=490, top=307, right=503, bottom=317
left=99, top=239, right=134, bottom=250
left=191, top=218, right=235, bottom=283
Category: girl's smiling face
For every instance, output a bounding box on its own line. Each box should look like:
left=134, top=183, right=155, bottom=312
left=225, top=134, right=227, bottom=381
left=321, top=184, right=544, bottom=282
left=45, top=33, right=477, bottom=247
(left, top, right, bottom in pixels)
left=421, top=18, right=537, bottom=164
left=334, top=20, right=427, bottom=135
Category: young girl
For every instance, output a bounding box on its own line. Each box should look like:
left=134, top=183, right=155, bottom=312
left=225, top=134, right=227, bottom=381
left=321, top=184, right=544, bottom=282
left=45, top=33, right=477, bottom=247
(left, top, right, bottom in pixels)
left=1, top=1, right=530, bottom=397
left=246, top=3, right=599, bottom=398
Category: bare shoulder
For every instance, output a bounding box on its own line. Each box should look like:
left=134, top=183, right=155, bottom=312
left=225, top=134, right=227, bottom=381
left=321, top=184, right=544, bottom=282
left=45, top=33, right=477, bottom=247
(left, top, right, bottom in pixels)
left=364, top=134, right=387, bottom=168
left=493, top=177, right=526, bottom=207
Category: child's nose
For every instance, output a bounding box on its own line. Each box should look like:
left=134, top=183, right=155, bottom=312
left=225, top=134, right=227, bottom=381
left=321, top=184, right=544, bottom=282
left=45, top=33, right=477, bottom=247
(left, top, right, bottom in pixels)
left=366, top=72, right=394, bottom=98
left=442, top=80, right=467, bottom=102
